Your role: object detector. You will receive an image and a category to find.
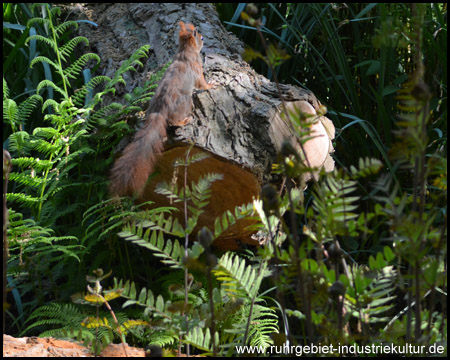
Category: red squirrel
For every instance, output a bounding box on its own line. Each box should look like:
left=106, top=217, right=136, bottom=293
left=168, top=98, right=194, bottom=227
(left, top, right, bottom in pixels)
left=109, top=21, right=214, bottom=197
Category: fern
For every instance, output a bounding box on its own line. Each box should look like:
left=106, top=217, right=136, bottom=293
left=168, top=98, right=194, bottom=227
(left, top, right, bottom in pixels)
left=213, top=202, right=255, bottom=239
left=3, top=92, right=43, bottom=134
left=242, top=304, right=278, bottom=348
left=22, top=301, right=143, bottom=355
left=64, top=53, right=101, bottom=81
left=311, top=157, right=383, bottom=241
left=22, top=303, right=85, bottom=336
left=118, top=224, right=185, bottom=269
left=3, top=77, right=9, bottom=99
left=7, top=210, right=82, bottom=264
left=147, top=331, right=177, bottom=347
left=184, top=327, right=219, bottom=354
left=106, top=44, right=151, bottom=90
left=213, top=253, right=268, bottom=299
left=222, top=303, right=278, bottom=350
left=71, top=75, right=112, bottom=108
left=113, top=149, right=278, bottom=353
left=343, top=262, right=397, bottom=325
left=59, top=35, right=88, bottom=58
left=115, top=279, right=173, bottom=319
left=26, top=7, right=98, bottom=98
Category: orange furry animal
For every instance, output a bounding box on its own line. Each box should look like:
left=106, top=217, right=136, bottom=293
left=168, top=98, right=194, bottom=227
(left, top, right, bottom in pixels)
left=109, top=21, right=214, bottom=197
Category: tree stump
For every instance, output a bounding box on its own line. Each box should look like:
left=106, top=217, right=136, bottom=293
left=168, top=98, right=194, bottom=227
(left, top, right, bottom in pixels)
left=69, top=3, right=335, bottom=250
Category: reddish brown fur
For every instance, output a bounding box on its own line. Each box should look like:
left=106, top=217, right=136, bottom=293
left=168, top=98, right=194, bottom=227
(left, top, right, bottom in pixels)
left=109, top=21, right=213, bottom=197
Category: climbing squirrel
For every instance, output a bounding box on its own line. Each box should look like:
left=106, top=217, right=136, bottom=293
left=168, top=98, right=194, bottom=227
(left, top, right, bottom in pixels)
left=109, top=21, right=214, bottom=197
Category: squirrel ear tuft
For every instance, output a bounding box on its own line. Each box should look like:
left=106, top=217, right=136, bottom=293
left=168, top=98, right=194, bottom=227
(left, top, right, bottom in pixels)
left=179, top=21, right=185, bottom=31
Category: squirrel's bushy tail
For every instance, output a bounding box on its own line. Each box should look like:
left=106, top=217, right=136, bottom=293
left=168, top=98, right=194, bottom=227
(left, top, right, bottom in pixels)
left=109, top=113, right=167, bottom=197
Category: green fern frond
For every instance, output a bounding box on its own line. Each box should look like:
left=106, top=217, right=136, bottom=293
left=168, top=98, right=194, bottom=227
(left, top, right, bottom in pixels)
left=350, top=157, right=383, bottom=178
left=213, top=202, right=254, bottom=239
left=25, top=241, right=81, bottom=262
left=191, top=173, right=223, bottom=209
left=48, top=6, right=62, bottom=19
left=32, top=126, right=60, bottom=139
left=3, top=77, right=9, bottom=99
left=6, top=192, right=40, bottom=207
left=344, top=263, right=397, bottom=324
left=8, top=132, right=31, bottom=155
left=187, top=152, right=211, bottom=164
left=155, top=181, right=184, bottom=203
left=245, top=305, right=278, bottom=348
left=72, top=75, right=111, bottom=108
left=105, top=45, right=150, bottom=90
left=313, top=174, right=360, bottom=237
left=148, top=331, right=177, bottom=347
left=26, top=15, right=50, bottom=28
left=7, top=209, right=82, bottom=263
left=86, top=102, right=124, bottom=127
left=213, top=253, right=267, bottom=299
left=155, top=171, right=223, bottom=235
left=19, top=94, right=43, bottom=122
left=39, top=201, right=83, bottom=227
left=9, top=172, right=44, bottom=188
left=54, top=20, right=79, bottom=37
left=223, top=303, right=278, bottom=350
left=30, top=56, right=59, bottom=72
left=184, top=327, right=219, bottom=354
left=3, top=98, right=18, bottom=130
left=22, top=302, right=134, bottom=350
left=64, top=53, right=101, bottom=80
left=129, top=44, right=150, bottom=61
left=81, top=198, right=162, bottom=249
left=22, top=303, right=85, bottom=335
left=36, top=79, right=66, bottom=98
left=117, top=279, right=172, bottom=319
left=26, top=34, right=56, bottom=51
left=41, top=98, right=59, bottom=113
left=28, top=137, right=59, bottom=157
left=118, top=224, right=184, bottom=268
left=11, top=157, right=53, bottom=172
left=8, top=210, right=51, bottom=238
left=4, top=94, right=42, bottom=133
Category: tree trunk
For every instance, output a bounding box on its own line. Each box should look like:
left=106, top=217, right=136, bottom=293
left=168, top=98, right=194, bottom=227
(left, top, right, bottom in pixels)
left=68, top=3, right=335, bottom=249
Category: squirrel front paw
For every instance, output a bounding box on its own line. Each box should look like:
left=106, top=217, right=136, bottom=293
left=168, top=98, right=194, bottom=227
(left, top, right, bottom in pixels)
left=207, top=79, right=218, bottom=89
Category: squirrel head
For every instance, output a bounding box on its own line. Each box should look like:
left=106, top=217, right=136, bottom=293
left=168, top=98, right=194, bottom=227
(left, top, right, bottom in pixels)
left=178, top=21, right=204, bottom=53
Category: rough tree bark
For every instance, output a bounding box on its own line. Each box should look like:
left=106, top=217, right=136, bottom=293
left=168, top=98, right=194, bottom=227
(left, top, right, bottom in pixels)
left=68, top=3, right=335, bottom=249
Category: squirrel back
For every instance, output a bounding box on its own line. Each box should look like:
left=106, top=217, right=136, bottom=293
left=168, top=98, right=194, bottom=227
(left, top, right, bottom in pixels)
left=109, top=21, right=213, bottom=198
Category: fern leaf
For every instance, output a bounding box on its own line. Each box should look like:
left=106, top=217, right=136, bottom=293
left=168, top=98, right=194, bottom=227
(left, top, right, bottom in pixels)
left=26, top=34, right=56, bottom=51
left=9, top=172, right=44, bottom=188
left=30, top=56, right=59, bottom=72
left=55, top=20, right=79, bottom=37
left=184, top=327, right=219, bottom=354
left=18, top=94, right=43, bottom=124
left=6, top=192, right=40, bottom=206
left=148, top=331, right=177, bottom=347
left=64, top=53, right=101, bottom=80
left=3, top=77, right=9, bottom=99
left=3, top=98, right=18, bottom=129
left=11, top=156, right=53, bottom=172
left=119, top=225, right=184, bottom=268
left=213, top=253, right=267, bottom=299
left=214, top=203, right=254, bottom=239
left=118, top=279, right=172, bottom=319
left=36, top=79, right=66, bottom=98
left=72, top=75, right=111, bottom=107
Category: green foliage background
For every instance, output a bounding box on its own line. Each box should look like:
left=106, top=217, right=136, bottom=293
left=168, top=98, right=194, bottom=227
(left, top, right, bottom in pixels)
left=3, top=3, right=447, bottom=356
left=219, top=3, right=446, bottom=170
